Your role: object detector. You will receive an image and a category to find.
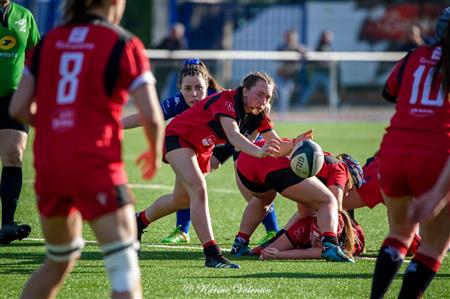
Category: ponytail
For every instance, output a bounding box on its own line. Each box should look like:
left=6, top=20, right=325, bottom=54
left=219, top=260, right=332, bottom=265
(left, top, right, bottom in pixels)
left=433, top=16, right=450, bottom=95
left=339, top=210, right=356, bottom=257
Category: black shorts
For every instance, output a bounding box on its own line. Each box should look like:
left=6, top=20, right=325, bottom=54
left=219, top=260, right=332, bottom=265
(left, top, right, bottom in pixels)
left=264, top=168, right=304, bottom=193
left=212, top=143, right=236, bottom=164
left=0, top=94, right=29, bottom=133
left=236, top=169, right=271, bottom=193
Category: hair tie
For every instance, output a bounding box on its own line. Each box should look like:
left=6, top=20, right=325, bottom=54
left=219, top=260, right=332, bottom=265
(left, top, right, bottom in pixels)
left=184, top=58, right=201, bottom=65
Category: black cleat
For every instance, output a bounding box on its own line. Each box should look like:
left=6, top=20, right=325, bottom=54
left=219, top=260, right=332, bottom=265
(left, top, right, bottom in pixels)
left=0, top=223, right=31, bottom=245
left=136, top=213, right=146, bottom=243
left=205, top=254, right=240, bottom=269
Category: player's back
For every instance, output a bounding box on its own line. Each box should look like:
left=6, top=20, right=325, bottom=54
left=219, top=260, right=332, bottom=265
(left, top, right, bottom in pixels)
left=382, top=44, right=450, bottom=156
left=31, top=18, right=136, bottom=193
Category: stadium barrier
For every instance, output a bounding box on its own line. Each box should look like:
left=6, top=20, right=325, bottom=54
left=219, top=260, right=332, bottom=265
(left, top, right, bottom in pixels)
left=145, top=50, right=406, bottom=114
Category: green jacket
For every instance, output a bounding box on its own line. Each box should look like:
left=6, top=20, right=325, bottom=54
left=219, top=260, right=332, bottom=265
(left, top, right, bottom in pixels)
left=0, top=1, right=40, bottom=97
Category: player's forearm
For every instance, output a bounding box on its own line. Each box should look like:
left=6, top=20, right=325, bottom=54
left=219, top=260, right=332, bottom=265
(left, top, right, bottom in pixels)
left=121, top=113, right=143, bottom=129
left=227, top=131, right=265, bottom=157
left=278, top=248, right=322, bottom=259
left=133, top=84, right=164, bottom=161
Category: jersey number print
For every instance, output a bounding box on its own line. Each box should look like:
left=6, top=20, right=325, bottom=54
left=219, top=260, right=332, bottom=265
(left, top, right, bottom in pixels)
left=57, top=52, right=84, bottom=105
left=409, top=65, right=445, bottom=107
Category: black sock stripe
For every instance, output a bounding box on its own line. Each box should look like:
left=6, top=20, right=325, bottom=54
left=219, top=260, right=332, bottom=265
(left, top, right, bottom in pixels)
left=103, top=243, right=134, bottom=257
left=48, top=246, right=81, bottom=257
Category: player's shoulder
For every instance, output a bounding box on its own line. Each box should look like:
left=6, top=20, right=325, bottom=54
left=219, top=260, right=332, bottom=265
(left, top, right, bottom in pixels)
left=10, top=1, right=33, bottom=16
left=409, top=44, right=442, bottom=62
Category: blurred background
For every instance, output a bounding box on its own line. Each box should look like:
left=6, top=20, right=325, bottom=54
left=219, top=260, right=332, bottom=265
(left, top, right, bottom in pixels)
left=17, top=0, right=450, bottom=118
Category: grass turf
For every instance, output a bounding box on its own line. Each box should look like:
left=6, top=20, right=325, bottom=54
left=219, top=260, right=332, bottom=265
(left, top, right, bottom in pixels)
left=0, top=121, right=449, bottom=298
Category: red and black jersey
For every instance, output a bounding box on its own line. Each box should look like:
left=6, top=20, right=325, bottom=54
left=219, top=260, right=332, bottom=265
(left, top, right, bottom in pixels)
left=26, top=15, right=155, bottom=194
left=381, top=44, right=450, bottom=157
left=316, top=153, right=350, bottom=190
left=165, top=87, right=273, bottom=149
left=286, top=214, right=365, bottom=256
left=236, top=144, right=350, bottom=192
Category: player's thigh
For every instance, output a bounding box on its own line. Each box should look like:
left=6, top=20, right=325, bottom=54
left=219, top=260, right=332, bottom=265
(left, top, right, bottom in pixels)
left=40, top=212, right=83, bottom=244
left=166, top=148, right=206, bottom=192
left=282, top=176, right=335, bottom=210
left=89, top=204, right=136, bottom=245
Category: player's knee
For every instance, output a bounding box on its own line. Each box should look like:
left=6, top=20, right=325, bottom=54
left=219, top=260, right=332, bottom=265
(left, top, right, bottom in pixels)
left=101, top=239, right=140, bottom=293
left=46, top=238, right=84, bottom=263
left=1, top=149, right=23, bottom=166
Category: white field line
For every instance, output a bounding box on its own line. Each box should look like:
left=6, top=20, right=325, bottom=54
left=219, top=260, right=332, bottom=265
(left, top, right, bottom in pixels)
left=23, top=179, right=240, bottom=194
left=24, top=238, right=379, bottom=260
left=25, top=237, right=203, bottom=250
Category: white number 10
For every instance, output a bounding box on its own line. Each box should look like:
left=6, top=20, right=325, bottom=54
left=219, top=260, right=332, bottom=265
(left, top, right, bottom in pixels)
left=57, top=52, right=84, bottom=105
left=409, top=65, right=444, bottom=107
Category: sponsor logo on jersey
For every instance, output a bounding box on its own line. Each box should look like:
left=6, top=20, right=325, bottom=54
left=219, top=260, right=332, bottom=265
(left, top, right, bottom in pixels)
left=15, top=19, right=26, bottom=32
left=201, top=135, right=214, bottom=147
left=0, top=35, right=16, bottom=50
left=225, top=101, right=235, bottom=112
left=96, top=192, right=107, bottom=206
left=68, top=27, right=89, bottom=43
left=51, top=108, right=76, bottom=131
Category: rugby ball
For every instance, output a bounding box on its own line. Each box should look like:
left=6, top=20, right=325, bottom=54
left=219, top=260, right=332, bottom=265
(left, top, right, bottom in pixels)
left=289, top=140, right=324, bottom=178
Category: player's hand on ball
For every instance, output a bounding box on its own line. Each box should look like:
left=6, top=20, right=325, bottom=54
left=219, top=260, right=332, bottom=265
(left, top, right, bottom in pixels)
left=136, top=150, right=160, bottom=180
left=293, top=129, right=314, bottom=145
left=277, top=138, right=295, bottom=157
left=261, top=139, right=280, bottom=157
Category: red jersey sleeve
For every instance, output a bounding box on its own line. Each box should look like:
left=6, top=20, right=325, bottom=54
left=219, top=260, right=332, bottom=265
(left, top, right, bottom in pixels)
left=257, top=115, right=273, bottom=133
left=383, top=52, right=411, bottom=102
left=326, top=162, right=349, bottom=190
left=209, top=91, right=237, bottom=120
left=119, top=37, right=155, bottom=93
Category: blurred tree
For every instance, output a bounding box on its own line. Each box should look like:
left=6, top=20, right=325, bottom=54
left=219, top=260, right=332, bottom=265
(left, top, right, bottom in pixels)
left=121, top=0, right=153, bottom=47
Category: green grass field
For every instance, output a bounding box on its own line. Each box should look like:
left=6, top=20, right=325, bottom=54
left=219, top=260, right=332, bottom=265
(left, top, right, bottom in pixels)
left=1, top=121, right=449, bottom=298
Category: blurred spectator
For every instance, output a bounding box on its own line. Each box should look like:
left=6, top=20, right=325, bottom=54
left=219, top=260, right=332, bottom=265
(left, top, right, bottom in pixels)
left=275, top=29, right=306, bottom=113
left=397, top=25, right=424, bottom=52
left=298, top=30, right=339, bottom=107
left=155, top=23, right=188, bottom=98
left=156, top=22, right=188, bottom=50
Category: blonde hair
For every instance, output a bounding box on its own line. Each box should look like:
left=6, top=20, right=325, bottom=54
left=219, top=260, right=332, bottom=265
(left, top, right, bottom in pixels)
left=339, top=210, right=356, bottom=257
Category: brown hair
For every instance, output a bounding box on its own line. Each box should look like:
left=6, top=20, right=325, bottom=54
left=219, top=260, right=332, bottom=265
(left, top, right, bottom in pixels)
left=178, top=59, right=224, bottom=92
left=336, top=154, right=354, bottom=190
left=242, top=71, right=275, bottom=93
left=61, top=0, right=105, bottom=25
left=432, top=20, right=450, bottom=95
left=339, top=210, right=356, bottom=257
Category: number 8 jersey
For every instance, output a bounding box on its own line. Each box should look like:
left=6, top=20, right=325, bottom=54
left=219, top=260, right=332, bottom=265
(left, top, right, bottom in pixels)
left=25, top=15, right=155, bottom=195
left=381, top=44, right=450, bottom=157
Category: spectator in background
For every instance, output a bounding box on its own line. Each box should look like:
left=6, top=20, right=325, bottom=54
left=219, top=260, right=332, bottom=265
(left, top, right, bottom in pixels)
left=0, top=0, right=40, bottom=245
left=275, top=29, right=306, bottom=113
left=397, top=25, right=424, bottom=52
left=156, top=22, right=188, bottom=50
left=298, top=30, right=338, bottom=108
left=155, top=22, right=189, bottom=99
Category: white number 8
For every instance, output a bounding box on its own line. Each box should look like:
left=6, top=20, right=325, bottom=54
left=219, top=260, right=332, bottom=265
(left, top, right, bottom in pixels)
left=57, top=52, right=84, bottom=105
